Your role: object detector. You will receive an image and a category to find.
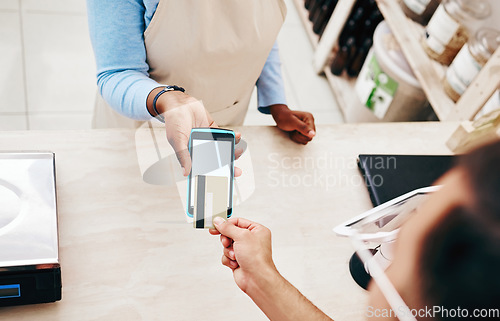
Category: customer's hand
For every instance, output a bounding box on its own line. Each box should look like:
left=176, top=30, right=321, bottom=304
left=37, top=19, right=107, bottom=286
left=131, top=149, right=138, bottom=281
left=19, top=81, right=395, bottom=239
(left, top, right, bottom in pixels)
left=152, top=89, right=242, bottom=176
left=270, top=104, right=316, bottom=145
left=209, top=217, right=278, bottom=294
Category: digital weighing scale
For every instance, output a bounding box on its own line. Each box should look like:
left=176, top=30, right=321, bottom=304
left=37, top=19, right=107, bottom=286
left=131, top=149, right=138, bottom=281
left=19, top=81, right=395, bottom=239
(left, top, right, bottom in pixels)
left=0, top=152, right=61, bottom=306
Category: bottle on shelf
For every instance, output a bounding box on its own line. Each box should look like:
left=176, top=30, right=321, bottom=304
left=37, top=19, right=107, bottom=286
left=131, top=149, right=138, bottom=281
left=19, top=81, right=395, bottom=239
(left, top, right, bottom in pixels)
left=354, top=21, right=430, bottom=122
left=350, top=6, right=367, bottom=24
left=422, top=0, right=491, bottom=65
left=331, top=37, right=356, bottom=76
left=309, top=0, right=325, bottom=22
left=347, top=37, right=373, bottom=77
left=313, top=0, right=338, bottom=36
left=330, top=0, right=383, bottom=77
left=359, top=19, right=375, bottom=43
left=368, top=10, right=384, bottom=27
left=444, top=28, right=500, bottom=102
left=338, top=19, right=358, bottom=46
left=401, top=0, right=441, bottom=26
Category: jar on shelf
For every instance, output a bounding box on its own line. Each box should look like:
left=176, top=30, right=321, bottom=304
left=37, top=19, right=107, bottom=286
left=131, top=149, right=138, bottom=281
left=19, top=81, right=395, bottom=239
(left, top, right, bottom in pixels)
left=353, top=21, right=430, bottom=122
left=422, top=0, right=491, bottom=65
left=444, top=28, right=500, bottom=102
left=401, top=0, right=441, bottom=26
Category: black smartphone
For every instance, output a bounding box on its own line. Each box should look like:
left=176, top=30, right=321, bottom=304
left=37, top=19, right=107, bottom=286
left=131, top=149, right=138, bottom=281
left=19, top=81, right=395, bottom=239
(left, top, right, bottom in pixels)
left=186, top=128, right=235, bottom=226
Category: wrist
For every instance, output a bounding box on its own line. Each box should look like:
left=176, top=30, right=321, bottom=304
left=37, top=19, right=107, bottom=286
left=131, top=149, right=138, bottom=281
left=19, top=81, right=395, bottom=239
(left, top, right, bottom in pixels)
left=269, top=104, right=289, bottom=117
left=156, top=90, right=191, bottom=114
left=146, top=86, right=188, bottom=117
left=245, top=265, right=281, bottom=298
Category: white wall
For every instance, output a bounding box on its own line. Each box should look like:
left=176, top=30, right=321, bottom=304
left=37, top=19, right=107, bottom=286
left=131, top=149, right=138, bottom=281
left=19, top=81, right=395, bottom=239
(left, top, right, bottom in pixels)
left=0, top=0, right=96, bottom=130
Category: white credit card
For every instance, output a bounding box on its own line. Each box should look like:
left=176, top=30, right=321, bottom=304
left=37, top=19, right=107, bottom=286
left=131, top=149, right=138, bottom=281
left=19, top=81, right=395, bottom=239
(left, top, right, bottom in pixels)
left=193, top=175, right=228, bottom=229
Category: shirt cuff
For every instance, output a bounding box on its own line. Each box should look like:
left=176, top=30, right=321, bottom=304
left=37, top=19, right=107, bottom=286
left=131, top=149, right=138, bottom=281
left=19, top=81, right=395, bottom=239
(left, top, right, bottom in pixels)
left=256, top=42, right=287, bottom=115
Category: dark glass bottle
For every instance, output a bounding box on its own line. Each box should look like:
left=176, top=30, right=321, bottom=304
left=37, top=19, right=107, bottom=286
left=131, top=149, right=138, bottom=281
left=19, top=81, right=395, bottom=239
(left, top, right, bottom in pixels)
left=369, top=10, right=384, bottom=26
left=309, top=0, right=325, bottom=21
left=350, top=6, right=366, bottom=23
left=360, top=19, right=377, bottom=43
left=330, top=37, right=356, bottom=76
left=338, top=5, right=366, bottom=44
left=313, top=0, right=336, bottom=34
left=318, top=0, right=339, bottom=36
left=338, top=19, right=356, bottom=46
left=366, top=0, right=378, bottom=10
left=347, top=38, right=373, bottom=77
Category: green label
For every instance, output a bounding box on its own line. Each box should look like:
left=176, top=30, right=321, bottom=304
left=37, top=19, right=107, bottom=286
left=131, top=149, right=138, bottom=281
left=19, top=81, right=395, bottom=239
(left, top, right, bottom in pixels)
left=365, top=54, right=398, bottom=112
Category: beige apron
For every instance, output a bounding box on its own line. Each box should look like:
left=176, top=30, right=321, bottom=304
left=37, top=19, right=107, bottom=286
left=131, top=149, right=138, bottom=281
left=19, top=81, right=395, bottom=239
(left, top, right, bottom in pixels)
left=92, top=0, right=287, bottom=128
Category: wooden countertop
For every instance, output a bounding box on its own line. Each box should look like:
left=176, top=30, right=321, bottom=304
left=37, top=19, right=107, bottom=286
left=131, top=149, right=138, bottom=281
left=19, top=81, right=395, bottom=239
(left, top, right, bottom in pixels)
left=0, top=123, right=458, bottom=320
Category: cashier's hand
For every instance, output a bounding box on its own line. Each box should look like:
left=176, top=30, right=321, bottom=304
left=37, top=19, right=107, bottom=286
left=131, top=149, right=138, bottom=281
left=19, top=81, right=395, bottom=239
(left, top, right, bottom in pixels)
left=270, top=104, right=316, bottom=145
left=153, top=90, right=242, bottom=177
left=209, top=217, right=278, bottom=294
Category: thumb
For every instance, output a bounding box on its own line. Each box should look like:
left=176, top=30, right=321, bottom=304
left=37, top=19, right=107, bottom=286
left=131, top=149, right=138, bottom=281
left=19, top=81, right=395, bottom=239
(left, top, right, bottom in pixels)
left=213, top=217, right=243, bottom=240
left=205, top=109, right=218, bottom=128
left=169, top=137, right=191, bottom=176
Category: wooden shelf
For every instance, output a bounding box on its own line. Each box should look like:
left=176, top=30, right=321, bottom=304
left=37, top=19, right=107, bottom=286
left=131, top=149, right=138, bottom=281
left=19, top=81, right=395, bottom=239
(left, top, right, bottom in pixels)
left=293, top=0, right=500, bottom=122
left=293, top=0, right=356, bottom=120
left=376, top=0, right=454, bottom=120
left=377, top=0, right=500, bottom=121
left=292, top=0, right=319, bottom=49
left=323, top=68, right=357, bottom=120
left=313, top=0, right=357, bottom=73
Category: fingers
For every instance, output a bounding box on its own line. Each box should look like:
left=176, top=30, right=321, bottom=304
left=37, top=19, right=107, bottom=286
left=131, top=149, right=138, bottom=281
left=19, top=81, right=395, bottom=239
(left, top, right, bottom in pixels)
left=235, top=146, right=244, bottom=160
left=291, top=111, right=316, bottom=138
left=208, top=229, right=234, bottom=249
left=289, top=131, right=312, bottom=145
left=223, top=246, right=236, bottom=261
left=208, top=228, right=220, bottom=235
left=204, top=109, right=244, bottom=178
left=213, top=217, right=244, bottom=240
left=220, top=234, right=233, bottom=248
left=302, top=112, right=316, bottom=136
left=226, top=217, right=259, bottom=230
left=295, top=110, right=315, bottom=129
left=221, top=254, right=238, bottom=269
left=203, top=106, right=218, bottom=128
left=213, top=217, right=259, bottom=240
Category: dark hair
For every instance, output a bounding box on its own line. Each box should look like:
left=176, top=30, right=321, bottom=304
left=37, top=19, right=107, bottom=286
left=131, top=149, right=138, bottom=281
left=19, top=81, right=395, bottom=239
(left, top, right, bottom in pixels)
left=419, top=140, right=500, bottom=320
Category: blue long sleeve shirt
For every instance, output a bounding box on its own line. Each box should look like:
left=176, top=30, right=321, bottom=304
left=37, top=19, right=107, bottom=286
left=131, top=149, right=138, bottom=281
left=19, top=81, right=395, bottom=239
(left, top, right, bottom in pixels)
left=87, top=0, right=287, bottom=120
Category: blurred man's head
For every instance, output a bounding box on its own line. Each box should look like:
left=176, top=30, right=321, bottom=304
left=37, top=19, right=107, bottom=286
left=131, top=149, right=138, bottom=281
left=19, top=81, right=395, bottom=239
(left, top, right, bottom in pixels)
left=368, top=140, right=500, bottom=320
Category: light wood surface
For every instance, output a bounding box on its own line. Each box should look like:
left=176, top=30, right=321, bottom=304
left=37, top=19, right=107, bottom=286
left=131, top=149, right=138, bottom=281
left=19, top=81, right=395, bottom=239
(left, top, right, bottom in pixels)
left=0, top=123, right=458, bottom=320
